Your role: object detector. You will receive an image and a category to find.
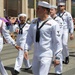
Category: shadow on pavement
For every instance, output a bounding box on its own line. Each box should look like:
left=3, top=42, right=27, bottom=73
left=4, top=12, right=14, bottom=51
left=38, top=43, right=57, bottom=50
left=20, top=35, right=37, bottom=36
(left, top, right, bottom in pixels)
left=48, top=73, right=56, bottom=75
left=69, top=55, right=75, bottom=57
left=4, top=66, right=14, bottom=75
left=21, top=68, right=33, bottom=74
left=21, top=68, right=55, bottom=75
left=21, top=68, right=56, bottom=75
left=69, top=51, right=75, bottom=57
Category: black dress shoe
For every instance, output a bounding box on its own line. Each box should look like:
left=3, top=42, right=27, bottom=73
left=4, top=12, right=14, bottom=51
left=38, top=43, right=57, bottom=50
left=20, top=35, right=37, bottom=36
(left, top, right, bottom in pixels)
left=65, top=56, right=69, bottom=64
left=13, top=70, right=19, bottom=75
left=25, top=66, right=32, bottom=70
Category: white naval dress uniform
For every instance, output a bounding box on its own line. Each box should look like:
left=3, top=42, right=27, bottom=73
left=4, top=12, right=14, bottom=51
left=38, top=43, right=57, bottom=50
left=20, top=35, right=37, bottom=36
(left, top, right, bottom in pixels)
left=53, top=15, right=63, bottom=74
left=9, top=24, right=18, bottom=32
left=58, top=11, right=74, bottom=60
left=13, top=23, right=31, bottom=72
left=24, top=16, right=62, bottom=75
left=0, top=20, right=16, bottom=75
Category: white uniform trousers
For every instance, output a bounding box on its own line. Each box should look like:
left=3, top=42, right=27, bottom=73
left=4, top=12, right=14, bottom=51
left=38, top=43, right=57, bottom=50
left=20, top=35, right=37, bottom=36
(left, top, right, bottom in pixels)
left=32, top=55, right=52, bottom=75
left=0, top=37, right=8, bottom=75
left=14, top=42, right=31, bottom=72
left=62, top=29, right=69, bottom=60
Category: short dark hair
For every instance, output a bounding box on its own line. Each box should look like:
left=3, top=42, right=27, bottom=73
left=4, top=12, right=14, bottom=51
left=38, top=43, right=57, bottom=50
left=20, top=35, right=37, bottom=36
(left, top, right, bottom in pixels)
left=42, top=7, right=50, bottom=14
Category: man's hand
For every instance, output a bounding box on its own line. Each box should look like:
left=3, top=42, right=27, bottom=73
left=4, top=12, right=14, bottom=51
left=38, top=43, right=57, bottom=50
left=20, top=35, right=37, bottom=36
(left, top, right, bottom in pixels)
left=15, top=45, right=23, bottom=50
left=24, top=51, right=28, bottom=60
left=70, top=34, right=74, bottom=40
left=54, top=59, right=60, bottom=67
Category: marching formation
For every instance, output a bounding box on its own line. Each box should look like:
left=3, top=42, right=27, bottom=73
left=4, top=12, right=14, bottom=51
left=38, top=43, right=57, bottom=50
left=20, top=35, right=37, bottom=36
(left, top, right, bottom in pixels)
left=0, top=1, right=74, bottom=75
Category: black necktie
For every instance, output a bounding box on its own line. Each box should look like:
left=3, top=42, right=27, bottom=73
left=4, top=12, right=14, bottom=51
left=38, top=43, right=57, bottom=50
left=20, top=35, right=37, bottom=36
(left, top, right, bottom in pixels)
left=36, top=19, right=50, bottom=42
left=53, top=16, right=57, bottom=20
left=58, top=12, right=65, bottom=21
left=19, top=23, right=26, bottom=34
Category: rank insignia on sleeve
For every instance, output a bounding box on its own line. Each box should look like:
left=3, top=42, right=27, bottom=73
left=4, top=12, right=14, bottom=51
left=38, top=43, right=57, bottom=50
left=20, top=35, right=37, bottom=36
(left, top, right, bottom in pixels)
left=57, top=31, right=59, bottom=33
left=69, top=17, right=72, bottom=20
left=57, top=31, right=60, bottom=37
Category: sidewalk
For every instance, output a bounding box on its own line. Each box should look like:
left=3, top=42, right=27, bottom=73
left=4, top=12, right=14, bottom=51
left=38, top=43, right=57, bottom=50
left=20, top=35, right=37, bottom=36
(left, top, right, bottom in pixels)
left=0, top=32, right=75, bottom=75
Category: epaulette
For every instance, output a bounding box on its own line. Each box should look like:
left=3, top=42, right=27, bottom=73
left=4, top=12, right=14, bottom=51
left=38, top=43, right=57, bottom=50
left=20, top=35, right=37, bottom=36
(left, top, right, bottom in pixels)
left=32, top=19, right=38, bottom=24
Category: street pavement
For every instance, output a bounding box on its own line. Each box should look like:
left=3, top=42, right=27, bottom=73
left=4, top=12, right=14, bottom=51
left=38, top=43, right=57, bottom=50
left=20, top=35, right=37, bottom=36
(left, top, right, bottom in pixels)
left=0, top=32, right=75, bottom=75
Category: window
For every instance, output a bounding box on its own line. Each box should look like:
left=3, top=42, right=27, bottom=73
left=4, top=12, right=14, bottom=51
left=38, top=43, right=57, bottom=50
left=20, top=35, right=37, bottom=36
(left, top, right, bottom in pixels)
left=72, top=0, right=75, bottom=17
left=4, top=0, right=22, bottom=17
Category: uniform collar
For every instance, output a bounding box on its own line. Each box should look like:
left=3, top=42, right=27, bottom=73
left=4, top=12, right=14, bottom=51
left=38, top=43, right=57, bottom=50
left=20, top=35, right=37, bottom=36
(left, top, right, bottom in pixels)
left=38, top=16, right=51, bottom=22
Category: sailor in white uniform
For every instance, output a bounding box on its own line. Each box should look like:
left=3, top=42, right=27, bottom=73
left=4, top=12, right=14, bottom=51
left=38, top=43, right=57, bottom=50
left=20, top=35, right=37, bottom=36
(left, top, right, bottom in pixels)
left=13, top=14, right=31, bottom=75
left=24, top=1, right=62, bottom=75
left=50, top=5, right=63, bottom=75
left=58, top=2, right=74, bottom=64
left=0, top=19, right=22, bottom=75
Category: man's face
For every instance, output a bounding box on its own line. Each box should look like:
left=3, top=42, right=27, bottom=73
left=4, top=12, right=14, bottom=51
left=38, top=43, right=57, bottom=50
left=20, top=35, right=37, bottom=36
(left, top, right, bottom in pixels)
left=36, top=6, right=45, bottom=17
left=19, top=16, right=26, bottom=24
left=58, top=5, right=65, bottom=11
left=50, top=8, right=56, bottom=16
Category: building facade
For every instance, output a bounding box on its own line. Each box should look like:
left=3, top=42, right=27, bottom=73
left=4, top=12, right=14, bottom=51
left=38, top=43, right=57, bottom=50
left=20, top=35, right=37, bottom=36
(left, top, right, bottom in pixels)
left=0, top=0, right=72, bottom=20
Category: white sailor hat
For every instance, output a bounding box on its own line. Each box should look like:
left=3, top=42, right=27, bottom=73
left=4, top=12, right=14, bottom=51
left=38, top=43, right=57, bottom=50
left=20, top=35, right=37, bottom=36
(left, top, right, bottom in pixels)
left=38, top=1, right=51, bottom=9
left=18, top=13, right=27, bottom=18
left=58, top=2, right=65, bottom=6
left=50, top=5, right=57, bottom=9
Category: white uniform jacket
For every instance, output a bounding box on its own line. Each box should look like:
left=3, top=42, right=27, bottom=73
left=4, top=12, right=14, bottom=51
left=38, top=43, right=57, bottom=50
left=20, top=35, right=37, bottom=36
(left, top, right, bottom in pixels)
left=24, top=16, right=62, bottom=58
left=53, top=15, right=64, bottom=36
left=14, top=23, right=30, bottom=43
left=9, top=24, right=18, bottom=32
left=58, top=11, right=74, bottom=34
left=53, top=15, right=64, bottom=55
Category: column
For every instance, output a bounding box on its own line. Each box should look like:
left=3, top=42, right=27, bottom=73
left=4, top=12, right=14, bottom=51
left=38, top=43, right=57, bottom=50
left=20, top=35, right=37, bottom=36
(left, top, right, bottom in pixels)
left=34, top=0, right=36, bottom=18
left=66, top=0, right=71, bottom=13
left=22, top=0, right=28, bottom=17
left=0, top=0, right=4, bottom=17
left=49, top=0, right=56, bottom=5
left=28, top=8, right=34, bottom=21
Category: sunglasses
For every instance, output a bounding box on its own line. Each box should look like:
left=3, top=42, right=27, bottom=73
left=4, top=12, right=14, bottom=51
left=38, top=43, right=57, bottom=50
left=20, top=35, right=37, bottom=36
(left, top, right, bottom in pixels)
left=58, top=5, right=64, bottom=7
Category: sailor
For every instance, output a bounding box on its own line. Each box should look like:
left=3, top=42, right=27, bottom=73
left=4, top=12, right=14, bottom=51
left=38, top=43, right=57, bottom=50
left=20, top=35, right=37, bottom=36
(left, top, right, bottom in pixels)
left=13, top=13, right=31, bottom=75
left=58, top=2, right=74, bottom=64
left=50, top=5, right=63, bottom=75
left=0, top=19, right=22, bottom=75
left=24, top=1, right=62, bottom=75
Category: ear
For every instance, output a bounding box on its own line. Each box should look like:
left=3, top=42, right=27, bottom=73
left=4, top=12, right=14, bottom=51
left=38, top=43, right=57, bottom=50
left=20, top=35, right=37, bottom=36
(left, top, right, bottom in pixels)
left=44, top=9, right=47, bottom=13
